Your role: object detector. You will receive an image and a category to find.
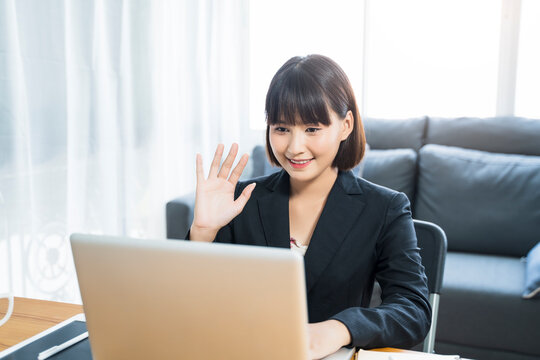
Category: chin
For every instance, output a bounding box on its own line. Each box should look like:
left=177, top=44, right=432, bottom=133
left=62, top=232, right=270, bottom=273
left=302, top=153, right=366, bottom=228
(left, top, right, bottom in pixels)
left=286, top=169, right=318, bottom=182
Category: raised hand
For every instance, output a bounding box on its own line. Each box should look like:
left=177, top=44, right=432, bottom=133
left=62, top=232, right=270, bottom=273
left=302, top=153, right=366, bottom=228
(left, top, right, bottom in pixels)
left=190, top=143, right=256, bottom=242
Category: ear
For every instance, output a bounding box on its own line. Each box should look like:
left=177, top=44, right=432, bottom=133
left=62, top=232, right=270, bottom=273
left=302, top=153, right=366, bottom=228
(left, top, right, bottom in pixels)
left=340, top=110, right=354, bottom=141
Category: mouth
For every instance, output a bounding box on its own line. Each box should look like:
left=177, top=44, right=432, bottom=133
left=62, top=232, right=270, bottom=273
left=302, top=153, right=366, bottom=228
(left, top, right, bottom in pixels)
left=287, top=158, right=313, bottom=169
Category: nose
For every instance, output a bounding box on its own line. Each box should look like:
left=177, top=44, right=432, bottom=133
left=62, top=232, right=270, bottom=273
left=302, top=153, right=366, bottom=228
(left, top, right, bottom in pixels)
left=286, top=129, right=306, bottom=157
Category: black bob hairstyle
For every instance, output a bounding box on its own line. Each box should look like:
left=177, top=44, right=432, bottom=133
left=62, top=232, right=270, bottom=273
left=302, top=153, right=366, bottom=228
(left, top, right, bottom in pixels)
left=265, top=54, right=366, bottom=171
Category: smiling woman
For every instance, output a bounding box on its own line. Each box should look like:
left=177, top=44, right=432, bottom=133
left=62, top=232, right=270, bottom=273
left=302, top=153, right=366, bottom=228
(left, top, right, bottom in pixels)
left=188, top=55, right=431, bottom=358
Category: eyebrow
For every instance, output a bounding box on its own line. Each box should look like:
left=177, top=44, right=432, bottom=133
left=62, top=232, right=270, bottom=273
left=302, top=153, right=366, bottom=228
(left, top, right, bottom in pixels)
left=273, top=121, right=322, bottom=127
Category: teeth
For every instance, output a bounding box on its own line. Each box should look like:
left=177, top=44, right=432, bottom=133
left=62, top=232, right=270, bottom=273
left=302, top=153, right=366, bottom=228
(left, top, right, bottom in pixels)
left=290, top=159, right=311, bottom=164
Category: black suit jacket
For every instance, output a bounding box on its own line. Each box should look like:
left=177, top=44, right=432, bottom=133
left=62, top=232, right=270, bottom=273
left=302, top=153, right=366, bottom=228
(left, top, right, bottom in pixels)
left=198, top=170, right=431, bottom=349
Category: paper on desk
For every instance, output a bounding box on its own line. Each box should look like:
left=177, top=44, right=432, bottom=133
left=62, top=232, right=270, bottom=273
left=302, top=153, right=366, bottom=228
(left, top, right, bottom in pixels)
left=322, top=347, right=357, bottom=360
left=357, top=349, right=460, bottom=360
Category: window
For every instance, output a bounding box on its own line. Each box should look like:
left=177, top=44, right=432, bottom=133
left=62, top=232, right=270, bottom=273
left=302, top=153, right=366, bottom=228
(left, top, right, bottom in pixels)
left=249, top=0, right=540, bottom=122
left=515, top=0, right=540, bottom=118
left=248, top=0, right=365, bottom=129
left=363, top=0, right=501, bottom=118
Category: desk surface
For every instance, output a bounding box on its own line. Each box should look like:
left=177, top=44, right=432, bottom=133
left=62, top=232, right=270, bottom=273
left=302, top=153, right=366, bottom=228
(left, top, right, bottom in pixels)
left=0, top=297, right=83, bottom=351
left=0, top=297, right=411, bottom=356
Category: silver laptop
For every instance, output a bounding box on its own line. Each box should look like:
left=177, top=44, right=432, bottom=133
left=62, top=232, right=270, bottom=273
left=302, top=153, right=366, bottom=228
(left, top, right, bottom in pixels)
left=71, top=234, right=354, bottom=360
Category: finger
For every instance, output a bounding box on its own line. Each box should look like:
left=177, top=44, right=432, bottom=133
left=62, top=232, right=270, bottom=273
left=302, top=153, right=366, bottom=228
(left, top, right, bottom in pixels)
left=217, top=143, right=239, bottom=179
left=232, top=183, right=256, bottom=215
left=228, top=153, right=249, bottom=185
left=195, top=154, right=204, bottom=184
left=208, top=144, right=224, bottom=178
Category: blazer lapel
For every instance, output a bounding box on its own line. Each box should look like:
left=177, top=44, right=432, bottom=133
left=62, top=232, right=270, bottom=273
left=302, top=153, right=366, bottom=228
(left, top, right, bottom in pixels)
left=258, top=170, right=291, bottom=249
left=304, top=171, right=366, bottom=293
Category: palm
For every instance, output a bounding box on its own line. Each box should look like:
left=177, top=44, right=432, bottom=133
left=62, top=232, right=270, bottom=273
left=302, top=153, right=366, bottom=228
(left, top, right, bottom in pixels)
left=195, top=176, right=238, bottom=229
left=192, top=144, right=255, bottom=232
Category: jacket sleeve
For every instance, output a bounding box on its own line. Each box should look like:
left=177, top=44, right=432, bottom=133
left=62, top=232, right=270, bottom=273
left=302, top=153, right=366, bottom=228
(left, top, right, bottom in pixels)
left=330, top=192, right=432, bottom=349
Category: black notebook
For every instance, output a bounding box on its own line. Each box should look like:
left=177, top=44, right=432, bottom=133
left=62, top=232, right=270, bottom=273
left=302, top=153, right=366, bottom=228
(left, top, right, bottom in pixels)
left=1, top=320, right=92, bottom=360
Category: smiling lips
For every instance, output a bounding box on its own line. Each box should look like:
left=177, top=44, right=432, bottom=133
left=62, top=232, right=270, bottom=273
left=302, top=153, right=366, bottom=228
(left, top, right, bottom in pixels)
left=288, top=158, right=313, bottom=169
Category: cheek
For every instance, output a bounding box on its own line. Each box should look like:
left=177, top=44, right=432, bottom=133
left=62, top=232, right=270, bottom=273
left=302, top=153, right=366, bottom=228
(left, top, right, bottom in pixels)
left=312, top=134, right=341, bottom=154
left=269, top=133, right=285, bottom=156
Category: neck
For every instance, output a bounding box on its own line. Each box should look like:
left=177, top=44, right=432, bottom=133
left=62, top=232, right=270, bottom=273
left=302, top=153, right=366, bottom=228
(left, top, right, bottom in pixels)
left=289, top=167, right=339, bottom=199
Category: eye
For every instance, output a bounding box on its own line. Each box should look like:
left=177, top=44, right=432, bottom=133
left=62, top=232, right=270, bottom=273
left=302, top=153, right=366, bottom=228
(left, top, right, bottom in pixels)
left=274, top=126, right=288, bottom=133
left=306, top=127, right=321, bottom=133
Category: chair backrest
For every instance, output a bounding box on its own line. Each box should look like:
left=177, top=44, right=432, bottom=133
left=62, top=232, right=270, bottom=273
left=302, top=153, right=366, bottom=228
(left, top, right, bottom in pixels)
left=413, top=219, right=447, bottom=353
left=415, top=219, right=447, bottom=295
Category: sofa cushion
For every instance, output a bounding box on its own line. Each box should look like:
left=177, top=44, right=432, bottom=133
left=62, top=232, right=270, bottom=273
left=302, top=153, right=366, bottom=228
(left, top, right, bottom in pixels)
left=438, top=252, right=540, bottom=357
left=415, top=144, right=540, bottom=257
left=435, top=341, right=540, bottom=360
left=426, top=117, right=540, bottom=156
left=363, top=117, right=427, bottom=151
left=362, top=148, right=417, bottom=203
left=524, top=242, right=540, bottom=299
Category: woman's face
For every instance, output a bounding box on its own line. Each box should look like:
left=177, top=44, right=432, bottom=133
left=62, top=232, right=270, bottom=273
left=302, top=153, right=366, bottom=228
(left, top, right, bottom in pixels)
left=269, top=109, right=353, bottom=184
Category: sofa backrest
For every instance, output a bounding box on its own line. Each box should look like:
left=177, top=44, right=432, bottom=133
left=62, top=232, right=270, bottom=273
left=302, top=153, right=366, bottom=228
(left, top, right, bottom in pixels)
left=363, top=116, right=540, bottom=257
left=363, top=116, right=427, bottom=151
left=415, top=144, right=540, bottom=257
left=426, top=117, right=540, bottom=156
left=362, top=148, right=417, bottom=202
left=362, top=117, right=428, bottom=202
left=364, top=116, right=540, bottom=155
left=419, top=117, right=540, bottom=256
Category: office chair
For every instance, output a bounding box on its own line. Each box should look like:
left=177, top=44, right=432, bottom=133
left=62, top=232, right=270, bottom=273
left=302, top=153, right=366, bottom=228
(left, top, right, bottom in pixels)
left=413, top=219, right=447, bottom=353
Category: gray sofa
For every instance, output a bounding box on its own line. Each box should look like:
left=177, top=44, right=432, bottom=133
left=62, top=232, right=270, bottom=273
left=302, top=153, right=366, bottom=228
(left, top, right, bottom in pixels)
left=166, top=116, right=540, bottom=360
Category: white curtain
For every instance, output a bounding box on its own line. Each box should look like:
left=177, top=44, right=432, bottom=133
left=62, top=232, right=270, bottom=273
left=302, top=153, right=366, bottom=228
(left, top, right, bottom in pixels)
left=0, top=0, right=249, bottom=302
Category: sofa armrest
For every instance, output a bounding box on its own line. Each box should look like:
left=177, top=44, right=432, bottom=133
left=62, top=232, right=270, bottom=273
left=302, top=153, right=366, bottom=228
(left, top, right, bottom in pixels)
left=166, top=192, right=195, bottom=239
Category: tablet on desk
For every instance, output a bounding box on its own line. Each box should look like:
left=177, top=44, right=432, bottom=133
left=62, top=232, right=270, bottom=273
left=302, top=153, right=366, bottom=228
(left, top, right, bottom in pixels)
left=0, top=313, right=91, bottom=360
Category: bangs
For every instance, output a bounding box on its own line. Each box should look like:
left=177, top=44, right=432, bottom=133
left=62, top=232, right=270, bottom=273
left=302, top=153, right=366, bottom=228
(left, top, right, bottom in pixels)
left=265, top=65, right=331, bottom=126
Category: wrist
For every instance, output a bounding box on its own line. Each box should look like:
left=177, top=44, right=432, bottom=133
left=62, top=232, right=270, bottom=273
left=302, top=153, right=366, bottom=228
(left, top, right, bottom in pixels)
left=327, top=319, right=351, bottom=347
left=189, top=224, right=219, bottom=242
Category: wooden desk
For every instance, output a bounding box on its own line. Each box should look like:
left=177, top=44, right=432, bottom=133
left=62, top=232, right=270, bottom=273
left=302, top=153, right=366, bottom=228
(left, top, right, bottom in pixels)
left=0, top=297, right=83, bottom=352
left=0, top=297, right=416, bottom=357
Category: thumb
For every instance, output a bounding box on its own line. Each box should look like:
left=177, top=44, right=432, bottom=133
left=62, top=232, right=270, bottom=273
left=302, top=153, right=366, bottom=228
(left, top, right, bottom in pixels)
left=232, top=183, right=256, bottom=215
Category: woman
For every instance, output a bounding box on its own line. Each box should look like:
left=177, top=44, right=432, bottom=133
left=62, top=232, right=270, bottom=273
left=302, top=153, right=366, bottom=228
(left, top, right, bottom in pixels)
left=189, top=55, right=431, bottom=359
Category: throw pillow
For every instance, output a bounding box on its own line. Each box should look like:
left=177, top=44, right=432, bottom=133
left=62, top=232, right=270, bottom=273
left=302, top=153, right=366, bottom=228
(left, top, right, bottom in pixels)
left=362, top=148, right=417, bottom=203
left=523, top=242, right=540, bottom=299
